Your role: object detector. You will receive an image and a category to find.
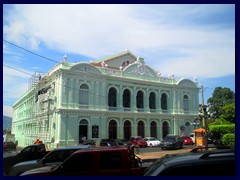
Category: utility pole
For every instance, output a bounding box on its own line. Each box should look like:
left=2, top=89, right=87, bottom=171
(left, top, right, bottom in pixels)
left=201, top=85, right=208, bottom=149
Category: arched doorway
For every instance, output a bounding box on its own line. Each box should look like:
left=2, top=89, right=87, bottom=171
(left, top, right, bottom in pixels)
left=137, top=121, right=145, bottom=137
left=109, top=120, right=117, bottom=139
left=150, top=121, right=157, bottom=138
left=123, top=120, right=131, bottom=140
left=162, top=121, right=169, bottom=139
left=79, top=119, right=88, bottom=143
left=185, top=122, right=191, bottom=135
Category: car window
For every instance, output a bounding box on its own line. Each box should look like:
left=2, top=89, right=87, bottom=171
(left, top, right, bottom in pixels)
left=62, top=153, right=94, bottom=172
left=21, top=146, right=34, bottom=153
left=100, top=152, right=122, bottom=170
left=44, top=150, right=72, bottom=163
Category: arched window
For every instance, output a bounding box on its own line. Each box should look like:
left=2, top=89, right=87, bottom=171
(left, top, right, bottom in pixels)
left=109, top=120, right=117, bottom=139
left=123, top=89, right=131, bottom=109
left=161, top=93, right=168, bottom=112
left=150, top=121, right=157, bottom=138
left=79, top=84, right=89, bottom=106
left=183, top=95, right=189, bottom=112
left=149, top=92, right=156, bottom=110
left=136, top=91, right=144, bottom=110
left=108, top=87, right=117, bottom=109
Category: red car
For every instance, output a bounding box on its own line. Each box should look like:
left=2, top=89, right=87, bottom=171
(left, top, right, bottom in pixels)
left=181, top=136, right=193, bottom=145
left=129, top=136, right=148, bottom=147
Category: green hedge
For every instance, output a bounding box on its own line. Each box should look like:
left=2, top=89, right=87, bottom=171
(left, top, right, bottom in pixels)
left=222, top=133, right=235, bottom=149
left=208, top=124, right=235, bottom=141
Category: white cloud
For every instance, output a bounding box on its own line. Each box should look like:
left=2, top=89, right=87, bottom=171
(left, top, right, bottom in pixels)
left=3, top=65, right=31, bottom=99
left=3, top=106, right=13, bottom=117
left=3, top=4, right=235, bottom=79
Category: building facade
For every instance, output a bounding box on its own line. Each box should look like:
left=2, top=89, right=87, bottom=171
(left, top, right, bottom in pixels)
left=12, top=51, right=199, bottom=148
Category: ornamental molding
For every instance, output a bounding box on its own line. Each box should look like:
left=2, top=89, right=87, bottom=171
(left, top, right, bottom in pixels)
left=177, top=79, right=197, bottom=88
left=70, top=63, right=102, bottom=75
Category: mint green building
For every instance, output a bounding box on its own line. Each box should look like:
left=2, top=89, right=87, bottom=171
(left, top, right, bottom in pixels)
left=12, top=51, right=199, bottom=148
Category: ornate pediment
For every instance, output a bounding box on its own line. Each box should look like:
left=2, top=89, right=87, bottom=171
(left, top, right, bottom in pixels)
left=70, top=63, right=102, bottom=75
left=177, top=79, right=197, bottom=88
left=122, top=61, right=159, bottom=80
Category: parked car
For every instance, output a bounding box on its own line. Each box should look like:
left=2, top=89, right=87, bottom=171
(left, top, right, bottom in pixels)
left=116, top=139, right=132, bottom=146
left=21, top=146, right=146, bottom=176
left=181, top=136, right=193, bottom=145
left=3, top=144, right=50, bottom=175
left=189, top=133, right=195, bottom=143
left=3, top=141, right=17, bottom=151
left=129, top=136, right=148, bottom=148
left=8, top=145, right=91, bottom=176
left=83, top=139, right=96, bottom=147
left=143, top=137, right=161, bottom=147
left=100, top=139, right=119, bottom=146
left=144, top=149, right=235, bottom=176
left=159, top=134, right=183, bottom=150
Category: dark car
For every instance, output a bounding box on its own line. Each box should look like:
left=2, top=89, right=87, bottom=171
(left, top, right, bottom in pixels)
left=83, top=139, right=96, bottom=147
left=3, top=141, right=17, bottom=150
left=100, top=139, right=119, bottom=146
left=160, top=135, right=183, bottom=150
left=116, top=139, right=132, bottom=146
left=9, top=145, right=91, bottom=176
left=3, top=144, right=49, bottom=175
left=144, top=149, right=235, bottom=176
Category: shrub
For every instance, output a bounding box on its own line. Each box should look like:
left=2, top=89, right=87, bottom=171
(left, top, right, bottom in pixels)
left=208, top=124, right=235, bottom=138
left=222, top=133, right=235, bottom=149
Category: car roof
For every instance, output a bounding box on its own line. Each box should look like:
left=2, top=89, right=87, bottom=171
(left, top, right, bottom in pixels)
left=73, top=146, right=129, bottom=154
left=155, top=150, right=235, bottom=167
left=53, top=145, right=91, bottom=150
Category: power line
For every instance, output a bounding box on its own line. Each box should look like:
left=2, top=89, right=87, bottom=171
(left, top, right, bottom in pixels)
left=3, top=64, right=32, bottom=76
left=3, top=39, right=60, bottom=64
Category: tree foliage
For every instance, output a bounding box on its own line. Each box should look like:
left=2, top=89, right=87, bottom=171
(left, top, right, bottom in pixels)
left=219, top=103, right=235, bottom=123
left=207, top=87, right=235, bottom=119
left=222, top=133, right=235, bottom=149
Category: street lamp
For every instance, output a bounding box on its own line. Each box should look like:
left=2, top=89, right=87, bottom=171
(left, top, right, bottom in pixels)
left=191, top=117, right=200, bottom=129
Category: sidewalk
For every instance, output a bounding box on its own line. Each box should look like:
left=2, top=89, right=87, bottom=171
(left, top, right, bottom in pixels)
left=137, top=146, right=217, bottom=162
left=137, top=148, right=192, bottom=161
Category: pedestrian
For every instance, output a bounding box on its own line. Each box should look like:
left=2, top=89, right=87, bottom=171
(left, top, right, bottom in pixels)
left=34, top=138, right=40, bottom=144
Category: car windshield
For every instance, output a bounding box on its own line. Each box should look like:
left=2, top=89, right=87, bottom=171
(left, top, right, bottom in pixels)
left=136, top=137, right=143, bottom=140
left=164, top=136, right=175, bottom=141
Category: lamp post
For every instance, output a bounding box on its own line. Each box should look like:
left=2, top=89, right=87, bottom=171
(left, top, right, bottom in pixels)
left=200, top=85, right=208, bottom=150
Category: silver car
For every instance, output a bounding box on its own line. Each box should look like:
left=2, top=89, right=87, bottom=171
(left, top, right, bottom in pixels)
left=9, top=145, right=91, bottom=176
left=143, top=137, right=161, bottom=147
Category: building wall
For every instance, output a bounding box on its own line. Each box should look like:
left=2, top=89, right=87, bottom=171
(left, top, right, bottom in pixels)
left=12, top=52, right=199, bottom=148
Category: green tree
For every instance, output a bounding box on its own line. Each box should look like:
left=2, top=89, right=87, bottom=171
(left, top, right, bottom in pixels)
left=219, top=103, right=235, bottom=123
left=207, top=87, right=235, bottom=119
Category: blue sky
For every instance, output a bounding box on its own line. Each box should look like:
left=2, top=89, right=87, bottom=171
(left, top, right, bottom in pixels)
left=3, top=4, right=235, bottom=117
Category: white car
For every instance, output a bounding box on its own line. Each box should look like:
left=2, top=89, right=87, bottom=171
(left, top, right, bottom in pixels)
left=189, top=133, right=195, bottom=143
left=8, top=145, right=91, bottom=176
left=143, top=137, right=161, bottom=147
